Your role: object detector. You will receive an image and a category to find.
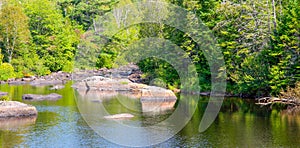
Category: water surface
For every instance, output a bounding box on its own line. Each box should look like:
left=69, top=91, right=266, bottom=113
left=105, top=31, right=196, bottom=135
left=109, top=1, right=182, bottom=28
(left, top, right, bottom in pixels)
left=0, top=83, right=299, bottom=147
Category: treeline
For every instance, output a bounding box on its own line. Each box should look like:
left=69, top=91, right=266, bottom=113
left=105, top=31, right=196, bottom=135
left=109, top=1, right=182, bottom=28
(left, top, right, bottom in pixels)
left=0, top=0, right=299, bottom=97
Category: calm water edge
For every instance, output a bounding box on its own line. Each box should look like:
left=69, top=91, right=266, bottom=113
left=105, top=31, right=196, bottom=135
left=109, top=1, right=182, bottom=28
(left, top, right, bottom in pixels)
left=0, top=82, right=300, bottom=147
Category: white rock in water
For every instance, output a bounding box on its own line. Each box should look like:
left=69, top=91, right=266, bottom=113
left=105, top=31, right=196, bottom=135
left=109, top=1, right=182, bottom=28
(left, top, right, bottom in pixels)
left=104, top=113, right=134, bottom=120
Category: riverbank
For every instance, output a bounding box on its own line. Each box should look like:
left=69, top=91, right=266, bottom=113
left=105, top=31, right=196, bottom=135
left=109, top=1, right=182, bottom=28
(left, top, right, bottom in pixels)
left=0, top=64, right=143, bottom=86
left=1, top=64, right=299, bottom=114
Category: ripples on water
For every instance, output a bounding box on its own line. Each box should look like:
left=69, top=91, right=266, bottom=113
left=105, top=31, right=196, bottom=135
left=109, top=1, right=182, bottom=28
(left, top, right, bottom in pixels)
left=0, top=82, right=300, bottom=147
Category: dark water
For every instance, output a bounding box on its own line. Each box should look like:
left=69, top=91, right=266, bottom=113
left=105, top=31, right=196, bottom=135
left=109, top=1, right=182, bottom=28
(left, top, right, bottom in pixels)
left=0, top=82, right=300, bottom=147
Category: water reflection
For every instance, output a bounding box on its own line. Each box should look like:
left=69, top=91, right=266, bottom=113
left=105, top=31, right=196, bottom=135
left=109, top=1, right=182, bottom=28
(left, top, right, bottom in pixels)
left=175, top=97, right=300, bottom=147
left=0, top=83, right=300, bottom=147
left=0, top=116, right=37, bottom=130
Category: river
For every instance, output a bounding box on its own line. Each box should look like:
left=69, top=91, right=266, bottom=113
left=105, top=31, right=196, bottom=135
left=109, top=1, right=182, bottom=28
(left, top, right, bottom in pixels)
left=0, top=82, right=300, bottom=147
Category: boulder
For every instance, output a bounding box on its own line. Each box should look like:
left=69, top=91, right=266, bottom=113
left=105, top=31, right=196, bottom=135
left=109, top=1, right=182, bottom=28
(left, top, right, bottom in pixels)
left=22, top=93, right=62, bottom=101
left=104, top=113, right=134, bottom=120
left=30, top=80, right=64, bottom=86
left=72, top=76, right=134, bottom=91
left=140, top=86, right=177, bottom=102
left=8, top=80, right=27, bottom=85
left=22, top=78, right=33, bottom=82
left=0, top=92, right=8, bottom=97
left=74, top=76, right=178, bottom=113
left=0, top=101, right=37, bottom=118
left=140, top=86, right=177, bottom=112
left=50, top=85, right=65, bottom=90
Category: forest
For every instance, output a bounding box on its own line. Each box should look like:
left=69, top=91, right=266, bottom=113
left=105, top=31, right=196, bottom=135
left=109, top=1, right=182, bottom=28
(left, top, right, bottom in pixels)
left=0, top=0, right=299, bottom=97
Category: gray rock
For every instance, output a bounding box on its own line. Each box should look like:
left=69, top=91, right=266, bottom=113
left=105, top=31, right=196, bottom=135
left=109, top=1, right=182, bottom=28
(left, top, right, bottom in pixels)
left=22, top=78, right=32, bottom=82
left=22, top=93, right=62, bottom=101
left=0, top=92, right=8, bottom=97
left=74, top=77, right=177, bottom=113
left=8, top=80, right=27, bottom=85
left=30, top=80, right=64, bottom=86
left=140, top=86, right=177, bottom=112
left=0, top=101, right=37, bottom=118
left=50, top=85, right=65, bottom=90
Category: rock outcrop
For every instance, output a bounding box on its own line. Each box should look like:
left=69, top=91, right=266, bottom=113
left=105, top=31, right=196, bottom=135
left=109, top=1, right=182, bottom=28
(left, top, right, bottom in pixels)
left=73, top=76, right=177, bottom=112
left=0, top=91, right=8, bottom=97
left=0, top=101, right=37, bottom=118
left=22, top=93, right=62, bottom=101
left=29, top=80, right=65, bottom=86
left=140, top=86, right=177, bottom=112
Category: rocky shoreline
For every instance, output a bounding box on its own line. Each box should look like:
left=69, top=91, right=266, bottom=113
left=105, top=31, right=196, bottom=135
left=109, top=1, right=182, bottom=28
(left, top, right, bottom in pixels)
left=0, top=64, right=144, bottom=87
left=0, top=64, right=237, bottom=97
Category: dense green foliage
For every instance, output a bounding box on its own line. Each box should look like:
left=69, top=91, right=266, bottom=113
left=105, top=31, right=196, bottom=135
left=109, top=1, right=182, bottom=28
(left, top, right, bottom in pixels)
left=0, top=0, right=299, bottom=97
left=0, top=95, right=10, bottom=101
left=0, top=63, right=15, bottom=81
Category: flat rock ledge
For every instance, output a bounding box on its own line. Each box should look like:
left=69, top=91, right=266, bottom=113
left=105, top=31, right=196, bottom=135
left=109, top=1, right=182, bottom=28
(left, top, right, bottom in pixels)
left=22, top=93, right=62, bottom=101
left=0, top=101, right=37, bottom=118
left=73, top=76, right=177, bottom=112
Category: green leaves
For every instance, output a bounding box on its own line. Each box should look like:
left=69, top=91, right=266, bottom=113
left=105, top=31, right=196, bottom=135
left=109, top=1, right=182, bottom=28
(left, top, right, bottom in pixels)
left=0, top=0, right=298, bottom=97
left=23, top=0, right=80, bottom=72
left=0, top=63, right=16, bottom=81
left=0, top=1, right=31, bottom=63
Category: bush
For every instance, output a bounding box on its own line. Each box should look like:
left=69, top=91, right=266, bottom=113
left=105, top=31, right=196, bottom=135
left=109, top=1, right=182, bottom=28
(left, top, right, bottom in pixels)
left=280, top=82, right=300, bottom=102
left=96, top=53, right=113, bottom=69
left=0, top=96, right=10, bottom=101
left=0, top=63, right=16, bottom=81
left=62, top=61, right=74, bottom=72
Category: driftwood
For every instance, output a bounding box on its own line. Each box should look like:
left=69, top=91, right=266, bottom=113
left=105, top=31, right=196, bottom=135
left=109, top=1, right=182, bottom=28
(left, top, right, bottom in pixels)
left=256, top=97, right=299, bottom=107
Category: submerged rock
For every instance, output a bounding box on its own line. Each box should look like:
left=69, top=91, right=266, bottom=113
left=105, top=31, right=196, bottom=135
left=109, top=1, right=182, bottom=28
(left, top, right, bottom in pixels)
left=0, top=101, right=37, bottom=118
left=104, top=113, right=134, bottom=120
left=22, top=93, right=62, bottom=101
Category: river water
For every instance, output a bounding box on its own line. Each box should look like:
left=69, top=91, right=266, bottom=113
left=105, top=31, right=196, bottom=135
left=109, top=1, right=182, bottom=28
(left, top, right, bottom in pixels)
left=0, top=82, right=300, bottom=147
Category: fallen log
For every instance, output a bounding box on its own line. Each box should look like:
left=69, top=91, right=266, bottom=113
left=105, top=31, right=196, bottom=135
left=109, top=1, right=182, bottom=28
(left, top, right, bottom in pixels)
left=256, top=97, right=299, bottom=107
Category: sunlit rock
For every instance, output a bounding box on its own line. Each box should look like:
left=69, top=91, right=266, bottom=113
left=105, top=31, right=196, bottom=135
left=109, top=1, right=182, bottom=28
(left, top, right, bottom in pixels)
left=73, top=76, right=177, bottom=113
left=0, top=101, right=37, bottom=118
left=104, top=113, right=134, bottom=120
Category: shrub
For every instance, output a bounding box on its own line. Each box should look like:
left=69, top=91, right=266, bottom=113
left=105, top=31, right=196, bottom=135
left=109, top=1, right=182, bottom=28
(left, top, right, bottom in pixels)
left=0, top=63, right=16, bottom=81
left=0, top=96, right=10, bottom=101
left=0, top=52, right=3, bottom=65
left=280, top=82, right=300, bottom=102
left=62, top=61, right=74, bottom=72
left=96, top=53, right=113, bottom=69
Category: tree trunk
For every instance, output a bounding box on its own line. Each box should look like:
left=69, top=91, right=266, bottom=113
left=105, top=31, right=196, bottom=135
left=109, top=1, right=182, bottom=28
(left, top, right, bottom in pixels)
left=266, top=0, right=271, bottom=34
left=272, top=0, right=277, bottom=30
